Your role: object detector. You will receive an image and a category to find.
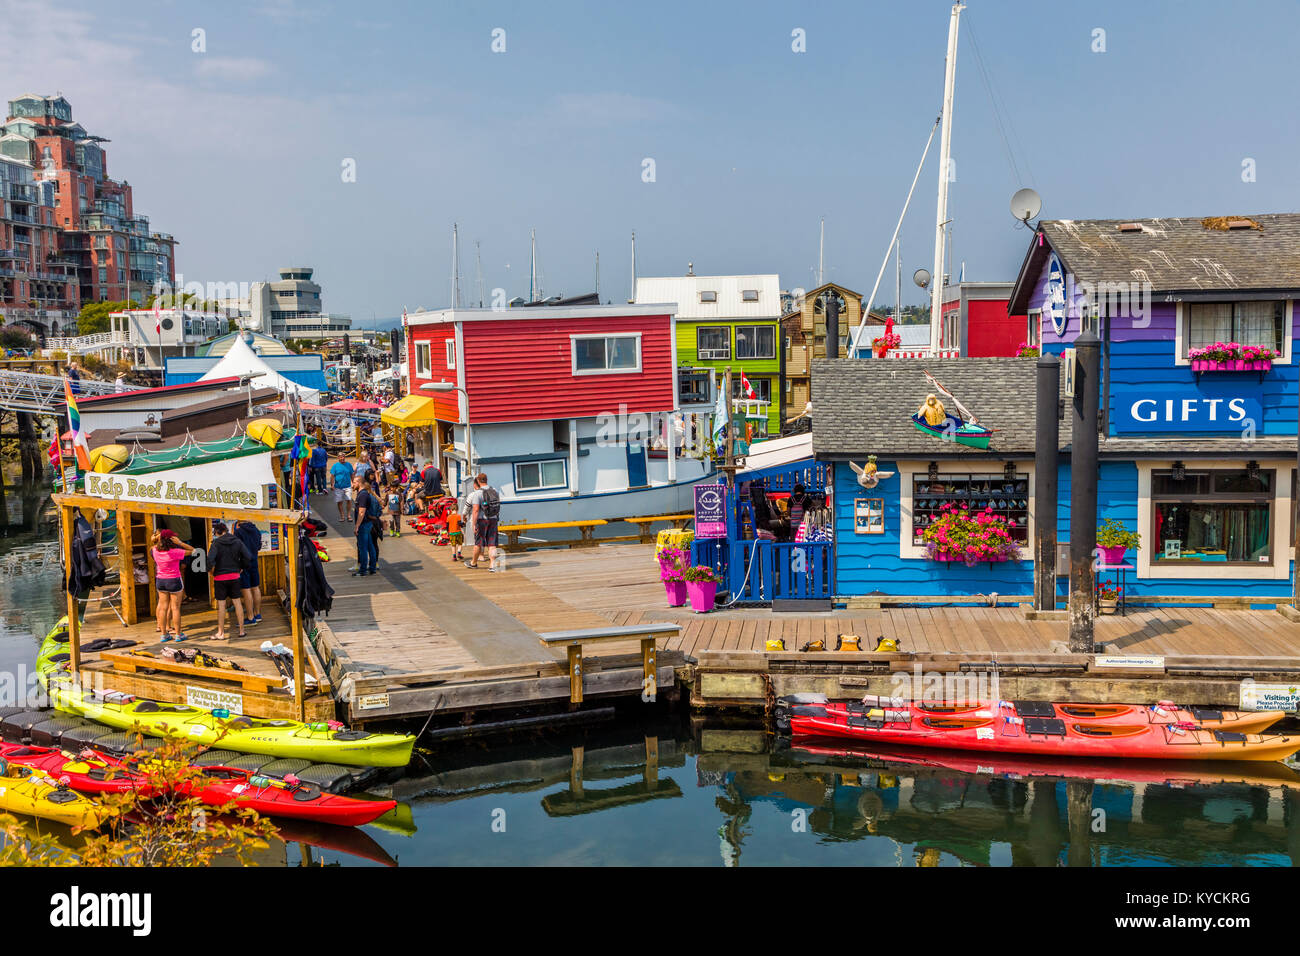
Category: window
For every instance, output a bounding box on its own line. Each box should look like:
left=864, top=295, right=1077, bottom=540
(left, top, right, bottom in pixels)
left=1183, top=301, right=1286, bottom=358
left=1151, top=468, right=1273, bottom=566
left=696, top=326, right=730, bottom=360
left=415, top=342, right=431, bottom=376
left=911, top=472, right=1030, bottom=548
left=445, top=339, right=456, bottom=369
left=514, top=459, right=566, bottom=491
left=742, top=289, right=759, bottom=302
left=731, top=376, right=772, bottom=404
left=699, top=291, right=717, bottom=303
left=678, top=368, right=712, bottom=404
left=735, top=325, right=776, bottom=360
left=571, top=334, right=640, bottom=373
left=1026, top=309, right=1041, bottom=348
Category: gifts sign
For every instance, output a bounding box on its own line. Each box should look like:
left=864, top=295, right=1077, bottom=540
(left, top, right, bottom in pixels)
left=694, top=484, right=727, bottom=538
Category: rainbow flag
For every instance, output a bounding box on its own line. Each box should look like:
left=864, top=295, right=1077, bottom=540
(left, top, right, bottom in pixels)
left=64, top=379, right=93, bottom=472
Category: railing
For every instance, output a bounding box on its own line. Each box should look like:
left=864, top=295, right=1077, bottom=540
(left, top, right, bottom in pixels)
left=691, top=537, right=834, bottom=604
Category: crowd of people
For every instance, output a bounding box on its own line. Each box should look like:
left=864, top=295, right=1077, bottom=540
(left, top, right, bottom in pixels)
left=147, top=520, right=264, bottom=643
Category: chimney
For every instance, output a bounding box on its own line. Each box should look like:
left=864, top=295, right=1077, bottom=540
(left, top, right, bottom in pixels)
left=825, top=293, right=841, bottom=359
left=687, top=262, right=694, bottom=276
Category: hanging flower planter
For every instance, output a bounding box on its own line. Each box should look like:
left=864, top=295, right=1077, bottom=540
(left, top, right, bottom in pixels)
left=1189, top=343, right=1274, bottom=374
left=921, top=503, right=1022, bottom=567
left=1190, top=358, right=1272, bottom=372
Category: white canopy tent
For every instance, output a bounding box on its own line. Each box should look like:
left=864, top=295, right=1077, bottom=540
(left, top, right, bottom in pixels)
left=198, top=333, right=321, bottom=403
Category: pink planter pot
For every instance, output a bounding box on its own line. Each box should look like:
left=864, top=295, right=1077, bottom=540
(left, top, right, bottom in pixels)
left=686, top=580, right=718, bottom=613
left=933, top=551, right=1010, bottom=564
left=664, top=581, right=688, bottom=607
left=1191, top=359, right=1273, bottom=372
left=1100, top=545, right=1127, bottom=565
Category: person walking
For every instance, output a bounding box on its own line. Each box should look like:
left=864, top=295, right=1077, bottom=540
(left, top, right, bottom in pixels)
left=354, top=449, right=375, bottom=486
left=466, top=472, right=502, bottom=571
left=330, top=451, right=355, bottom=521
left=151, top=529, right=195, bottom=642
left=308, top=440, right=330, bottom=493
left=209, top=522, right=252, bottom=641
left=447, top=494, right=465, bottom=561
left=234, top=519, right=264, bottom=625
left=352, top=474, right=380, bottom=576
left=382, top=480, right=405, bottom=537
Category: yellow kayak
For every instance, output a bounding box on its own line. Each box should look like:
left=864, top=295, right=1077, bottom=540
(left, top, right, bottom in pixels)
left=37, top=621, right=414, bottom=769
left=0, top=761, right=107, bottom=829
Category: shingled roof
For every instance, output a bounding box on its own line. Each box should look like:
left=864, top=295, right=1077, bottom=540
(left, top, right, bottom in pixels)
left=811, top=357, right=1071, bottom=458
left=1009, top=213, right=1300, bottom=313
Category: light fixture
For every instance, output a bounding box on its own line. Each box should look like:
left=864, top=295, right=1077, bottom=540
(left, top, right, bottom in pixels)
left=928, top=461, right=939, bottom=481
left=1172, top=460, right=1186, bottom=482
left=1247, top=460, right=1260, bottom=481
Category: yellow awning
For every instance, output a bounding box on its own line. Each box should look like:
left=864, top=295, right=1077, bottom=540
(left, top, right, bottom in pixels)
left=381, top=394, right=439, bottom=428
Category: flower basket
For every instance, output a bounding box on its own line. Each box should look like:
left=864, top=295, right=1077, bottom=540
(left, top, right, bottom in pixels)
left=1100, top=545, right=1127, bottom=565
left=921, top=503, right=1022, bottom=566
left=933, top=551, right=1013, bottom=564
left=686, top=579, right=718, bottom=613
left=1188, top=342, right=1275, bottom=373
left=664, top=580, right=688, bottom=606
left=1191, top=358, right=1272, bottom=372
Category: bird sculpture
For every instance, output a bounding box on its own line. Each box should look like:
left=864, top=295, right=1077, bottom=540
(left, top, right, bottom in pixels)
left=849, top=455, right=895, bottom=489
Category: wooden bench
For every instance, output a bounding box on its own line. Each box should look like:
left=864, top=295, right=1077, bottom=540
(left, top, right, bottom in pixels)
left=99, top=649, right=281, bottom=693
left=621, top=513, right=695, bottom=543
left=499, top=519, right=607, bottom=553
left=539, top=623, right=680, bottom=703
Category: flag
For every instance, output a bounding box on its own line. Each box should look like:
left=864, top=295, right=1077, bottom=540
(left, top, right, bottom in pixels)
left=711, top=372, right=728, bottom=443
left=154, top=300, right=162, bottom=335
left=740, top=371, right=756, bottom=400
left=64, top=380, right=93, bottom=472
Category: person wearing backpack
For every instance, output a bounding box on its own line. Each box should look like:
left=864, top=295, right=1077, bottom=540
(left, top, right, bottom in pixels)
left=466, top=472, right=502, bottom=571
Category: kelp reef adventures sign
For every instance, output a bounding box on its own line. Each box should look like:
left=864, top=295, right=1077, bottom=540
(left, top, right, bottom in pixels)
left=83, top=455, right=276, bottom=510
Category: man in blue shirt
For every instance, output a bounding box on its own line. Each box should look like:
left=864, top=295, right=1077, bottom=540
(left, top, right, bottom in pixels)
left=308, top=441, right=330, bottom=494
left=330, top=452, right=355, bottom=521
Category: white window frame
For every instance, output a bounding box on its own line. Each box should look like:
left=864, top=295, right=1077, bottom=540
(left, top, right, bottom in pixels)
left=514, top=458, right=568, bottom=492
left=1135, top=458, right=1291, bottom=580
left=445, top=339, right=456, bottom=369
left=570, top=333, right=642, bottom=375
left=696, top=326, right=731, bottom=361
left=734, top=325, right=776, bottom=360
left=699, top=290, right=718, bottom=303
left=415, top=341, right=431, bottom=376
left=897, top=460, right=1035, bottom=560
left=1174, top=300, right=1294, bottom=366
left=1026, top=308, right=1042, bottom=348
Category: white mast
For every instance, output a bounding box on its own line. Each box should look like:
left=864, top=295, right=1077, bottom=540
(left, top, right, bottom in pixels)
left=475, top=240, right=483, bottom=308
left=627, top=230, right=637, bottom=304
left=529, top=228, right=538, bottom=302
left=930, top=1, right=963, bottom=354
left=818, top=217, right=825, bottom=286
left=595, top=250, right=600, bottom=298
left=451, top=223, right=461, bottom=308
left=895, top=238, right=901, bottom=325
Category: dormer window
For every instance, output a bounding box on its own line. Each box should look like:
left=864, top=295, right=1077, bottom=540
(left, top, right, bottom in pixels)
left=699, top=291, right=717, bottom=303
left=741, top=289, right=759, bottom=302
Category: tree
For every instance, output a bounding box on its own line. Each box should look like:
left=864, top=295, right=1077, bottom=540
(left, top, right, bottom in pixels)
left=75, top=300, right=133, bottom=336
left=0, top=734, right=277, bottom=867
left=0, top=326, right=36, bottom=351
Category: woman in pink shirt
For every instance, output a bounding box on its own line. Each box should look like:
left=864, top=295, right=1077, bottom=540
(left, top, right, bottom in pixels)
left=151, top=529, right=195, bottom=642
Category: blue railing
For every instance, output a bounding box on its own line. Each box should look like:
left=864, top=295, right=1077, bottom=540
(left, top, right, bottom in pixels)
left=693, top=538, right=833, bottom=604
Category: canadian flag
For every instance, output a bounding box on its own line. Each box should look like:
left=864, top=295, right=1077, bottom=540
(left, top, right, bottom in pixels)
left=154, top=300, right=162, bottom=335
left=740, top=371, right=756, bottom=399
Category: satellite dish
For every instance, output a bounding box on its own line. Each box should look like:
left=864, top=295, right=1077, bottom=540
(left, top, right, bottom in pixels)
left=1011, top=187, right=1042, bottom=223
left=913, top=268, right=931, bottom=290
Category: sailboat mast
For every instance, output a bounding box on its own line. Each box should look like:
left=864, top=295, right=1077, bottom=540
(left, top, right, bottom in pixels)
left=818, top=217, right=825, bottom=287
left=529, top=228, right=537, bottom=303
left=930, top=1, right=963, bottom=354
left=895, top=238, right=901, bottom=325
left=627, top=230, right=637, bottom=304
left=475, top=240, right=484, bottom=308
left=595, top=250, right=600, bottom=298
left=451, top=223, right=461, bottom=308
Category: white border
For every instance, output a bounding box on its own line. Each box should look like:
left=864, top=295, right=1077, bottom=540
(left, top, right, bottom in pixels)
left=1174, top=300, right=1294, bottom=366
left=570, top=332, right=642, bottom=375
left=414, top=341, right=431, bottom=377
left=514, top=458, right=568, bottom=492
left=734, top=325, right=777, bottom=361
left=696, top=325, right=731, bottom=361
left=1135, top=458, right=1291, bottom=580
left=897, top=460, right=1035, bottom=560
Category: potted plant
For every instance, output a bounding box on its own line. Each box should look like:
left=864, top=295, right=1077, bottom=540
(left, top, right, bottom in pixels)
left=871, top=330, right=901, bottom=358
left=921, top=504, right=1022, bottom=566
left=1096, top=580, right=1122, bottom=615
left=683, top=564, right=722, bottom=613
left=1096, top=518, right=1140, bottom=565
left=657, top=546, right=690, bottom=607
left=1016, top=342, right=1040, bottom=358
left=1189, top=341, right=1275, bottom=372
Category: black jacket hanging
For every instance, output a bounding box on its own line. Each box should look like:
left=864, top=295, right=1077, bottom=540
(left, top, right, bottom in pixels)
left=297, top=529, right=334, bottom=618
left=65, top=514, right=107, bottom=595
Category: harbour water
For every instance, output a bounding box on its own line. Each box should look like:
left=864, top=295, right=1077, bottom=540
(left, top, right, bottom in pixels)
left=2, top=535, right=1298, bottom=866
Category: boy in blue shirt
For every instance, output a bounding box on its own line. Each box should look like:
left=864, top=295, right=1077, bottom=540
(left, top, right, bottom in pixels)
left=308, top=441, right=330, bottom=493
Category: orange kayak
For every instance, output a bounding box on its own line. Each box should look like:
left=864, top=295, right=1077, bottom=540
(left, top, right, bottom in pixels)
left=782, top=697, right=1300, bottom=762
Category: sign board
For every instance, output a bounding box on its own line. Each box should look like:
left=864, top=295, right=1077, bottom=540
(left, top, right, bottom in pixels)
left=1046, top=251, right=1068, bottom=337
left=84, top=454, right=276, bottom=510
left=186, top=685, right=244, bottom=715
left=1240, top=680, right=1300, bottom=712
left=694, top=484, right=727, bottom=538
left=1094, top=655, right=1165, bottom=670
left=1112, top=387, right=1262, bottom=434
left=357, top=693, right=391, bottom=711
left=1062, top=347, right=1076, bottom=398
left=854, top=497, right=884, bottom=534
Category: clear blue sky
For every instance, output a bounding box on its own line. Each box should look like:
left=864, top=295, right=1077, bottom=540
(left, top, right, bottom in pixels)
left=9, top=0, right=1300, bottom=327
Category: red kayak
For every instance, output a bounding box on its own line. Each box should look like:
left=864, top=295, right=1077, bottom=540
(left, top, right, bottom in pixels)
left=0, top=743, right=156, bottom=796
left=183, top=767, right=396, bottom=827
left=778, top=695, right=1284, bottom=735
left=783, top=698, right=1300, bottom=762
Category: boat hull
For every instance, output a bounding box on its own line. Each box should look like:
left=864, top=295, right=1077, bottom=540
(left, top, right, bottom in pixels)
left=911, top=413, right=991, bottom=449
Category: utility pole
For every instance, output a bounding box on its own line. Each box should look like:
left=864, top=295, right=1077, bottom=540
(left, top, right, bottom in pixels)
left=930, top=1, right=963, bottom=354
left=1069, top=332, right=1101, bottom=651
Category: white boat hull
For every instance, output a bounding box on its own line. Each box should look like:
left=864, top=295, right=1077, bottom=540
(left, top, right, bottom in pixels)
left=498, top=471, right=715, bottom=526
